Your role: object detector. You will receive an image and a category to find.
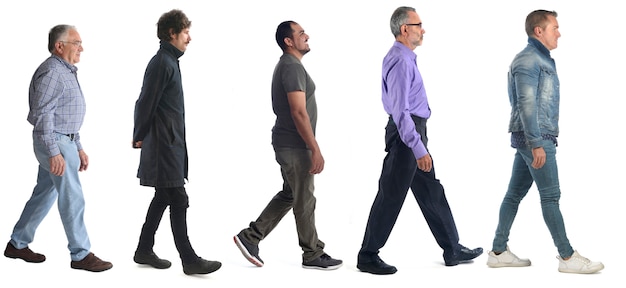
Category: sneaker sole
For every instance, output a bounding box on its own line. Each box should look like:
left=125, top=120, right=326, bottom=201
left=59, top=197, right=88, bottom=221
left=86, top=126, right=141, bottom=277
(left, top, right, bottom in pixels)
left=487, top=262, right=531, bottom=268
left=558, top=264, right=604, bottom=274
left=302, top=263, right=343, bottom=270
left=233, top=235, right=263, bottom=267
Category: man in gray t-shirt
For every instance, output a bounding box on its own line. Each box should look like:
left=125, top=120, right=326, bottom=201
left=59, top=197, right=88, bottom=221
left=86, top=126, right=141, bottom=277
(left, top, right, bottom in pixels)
left=233, top=20, right=343, bottom=271
left=270, top=52, right=317, bottom=149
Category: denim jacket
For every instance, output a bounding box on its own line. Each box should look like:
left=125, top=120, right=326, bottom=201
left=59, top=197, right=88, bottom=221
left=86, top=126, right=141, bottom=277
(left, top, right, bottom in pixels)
left=508, top=37, right=560, bottom=149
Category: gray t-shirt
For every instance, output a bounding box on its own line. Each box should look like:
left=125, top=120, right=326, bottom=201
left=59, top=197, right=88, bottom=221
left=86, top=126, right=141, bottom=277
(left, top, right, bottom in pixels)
left=271, top=53, right=317, bottom=149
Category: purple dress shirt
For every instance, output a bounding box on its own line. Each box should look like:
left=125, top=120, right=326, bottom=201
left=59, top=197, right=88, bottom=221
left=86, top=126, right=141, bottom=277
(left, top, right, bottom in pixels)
left=381, top=41, right=431, bottom=159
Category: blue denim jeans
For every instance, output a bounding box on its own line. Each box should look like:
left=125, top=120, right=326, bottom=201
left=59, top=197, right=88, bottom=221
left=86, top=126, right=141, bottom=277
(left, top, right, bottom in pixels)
left=492, top=139, right=573, bottom=258
left=10, top=133, right=91, bottom=261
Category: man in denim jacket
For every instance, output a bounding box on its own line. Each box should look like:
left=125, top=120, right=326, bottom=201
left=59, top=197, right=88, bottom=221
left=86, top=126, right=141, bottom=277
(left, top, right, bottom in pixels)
left=486, top=10, right=604, bottom=274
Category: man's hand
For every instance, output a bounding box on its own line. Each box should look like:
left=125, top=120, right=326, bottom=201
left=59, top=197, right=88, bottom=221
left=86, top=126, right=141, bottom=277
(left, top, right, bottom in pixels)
left=309, top=150, right=325, bottom=174
left=133, top=140, right=142, bottom=148
left=49, top=154, right=65, bottom=176
left=531, top=147, right=546, bottom=169
left=417, top=153, right=432, bottom=173
left=78, top=150, right=89, bottom=171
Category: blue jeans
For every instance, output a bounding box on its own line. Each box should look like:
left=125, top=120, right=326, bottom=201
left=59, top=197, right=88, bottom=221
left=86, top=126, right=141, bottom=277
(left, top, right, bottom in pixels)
left=9, top=133, right=91, bottom=261
left=492, top=139, right=573, bottom=258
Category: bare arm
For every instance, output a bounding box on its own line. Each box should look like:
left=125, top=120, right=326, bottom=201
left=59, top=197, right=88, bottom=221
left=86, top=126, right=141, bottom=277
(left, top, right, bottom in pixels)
left=287, top=91, right=324, bottom=174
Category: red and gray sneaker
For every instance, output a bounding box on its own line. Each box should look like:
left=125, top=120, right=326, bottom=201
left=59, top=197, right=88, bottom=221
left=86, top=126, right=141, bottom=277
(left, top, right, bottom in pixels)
left=234, top=233, right=264, bottom=267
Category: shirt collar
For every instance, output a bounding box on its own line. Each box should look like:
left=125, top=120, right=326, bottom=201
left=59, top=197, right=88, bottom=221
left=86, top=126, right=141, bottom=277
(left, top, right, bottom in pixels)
left=50, top=54, right=78, bottom=73
left=393, top=41, right=417, bottom=60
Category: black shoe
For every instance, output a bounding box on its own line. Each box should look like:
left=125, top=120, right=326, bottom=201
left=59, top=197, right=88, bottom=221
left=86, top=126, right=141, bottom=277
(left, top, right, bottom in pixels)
left=183, top=257, right=222, bottom=275
left=134, top=251, right=171, bottom=269
left=357, top=256, right=397, bottom=275
left=444, top=245, right=483, bottom=266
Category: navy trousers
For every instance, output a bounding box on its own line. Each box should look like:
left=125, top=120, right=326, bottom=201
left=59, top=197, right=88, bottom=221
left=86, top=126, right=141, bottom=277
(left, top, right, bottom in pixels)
left=358, top=116, right=460, bottom=262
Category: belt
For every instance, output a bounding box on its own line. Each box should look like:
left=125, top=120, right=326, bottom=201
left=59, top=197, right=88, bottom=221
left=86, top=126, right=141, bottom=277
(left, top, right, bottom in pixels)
left=65, top=134, right=76, bottom=141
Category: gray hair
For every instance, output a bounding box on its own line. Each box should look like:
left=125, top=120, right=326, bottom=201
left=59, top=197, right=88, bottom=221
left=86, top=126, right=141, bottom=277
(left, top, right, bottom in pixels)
left=48, top=24, right=76, bottom=53
left=390, top=6, right=415, bottom=37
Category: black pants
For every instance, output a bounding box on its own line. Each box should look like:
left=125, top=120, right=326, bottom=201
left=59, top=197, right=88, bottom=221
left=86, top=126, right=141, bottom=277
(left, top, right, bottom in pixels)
left=358, top=116, right=460, bottom=262
left=136, top=186, right=197, bottom=263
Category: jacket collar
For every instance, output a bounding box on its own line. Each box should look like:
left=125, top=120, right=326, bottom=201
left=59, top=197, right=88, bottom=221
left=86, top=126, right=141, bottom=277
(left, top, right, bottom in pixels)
left=527, top=37, right=551, bottom=58
left=160, top=40, right=185, bottom=59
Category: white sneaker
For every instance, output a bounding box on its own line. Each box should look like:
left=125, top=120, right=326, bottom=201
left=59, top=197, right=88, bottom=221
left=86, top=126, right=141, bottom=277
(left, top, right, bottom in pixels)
left=557, top=251, right=604, bottom=274
left=487, top=246, right=531, bottom=268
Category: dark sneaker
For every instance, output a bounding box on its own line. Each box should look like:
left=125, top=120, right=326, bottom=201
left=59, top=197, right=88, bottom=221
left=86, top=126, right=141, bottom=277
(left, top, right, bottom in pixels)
left=134, top=250, right=172, bottom=269
left=71, top=252, right=113, bottom=272
left=302, top=253, right=343, bottom=270
left=234, top=233, right=264, bottom=267
left=4, top=242, right=46, bottom=263
left=183, top=257, right=222, bottom=275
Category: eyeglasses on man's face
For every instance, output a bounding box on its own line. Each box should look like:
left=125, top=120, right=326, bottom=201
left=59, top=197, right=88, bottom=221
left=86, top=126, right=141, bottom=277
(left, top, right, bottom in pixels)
left=60, top=40, right=83, bottom=47
left=405, top=23, right=422, bottom=28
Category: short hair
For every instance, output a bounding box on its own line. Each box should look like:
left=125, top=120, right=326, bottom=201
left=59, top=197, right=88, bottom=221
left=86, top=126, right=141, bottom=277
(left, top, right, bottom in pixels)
left=48, top=24, right=75, bottom=53
left=390, top=6, right=416, bottom=37
left=525, top=10, right=558, bottom=37
left=275, top=21, right=296, bottom=51
left=157, top=9, right=192, bottom=41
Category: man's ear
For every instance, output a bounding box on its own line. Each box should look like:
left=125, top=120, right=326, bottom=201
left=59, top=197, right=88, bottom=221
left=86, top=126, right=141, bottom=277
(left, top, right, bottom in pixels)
left=284, top=37, right=292, bottom=48
left=55, top=41, right=63, bottom=53
left=534, top=26, right=542, bottom=37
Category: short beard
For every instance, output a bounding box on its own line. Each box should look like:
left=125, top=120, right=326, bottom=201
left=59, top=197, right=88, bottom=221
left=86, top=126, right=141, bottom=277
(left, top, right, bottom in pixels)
left=300, top=47, right=311, bottom=55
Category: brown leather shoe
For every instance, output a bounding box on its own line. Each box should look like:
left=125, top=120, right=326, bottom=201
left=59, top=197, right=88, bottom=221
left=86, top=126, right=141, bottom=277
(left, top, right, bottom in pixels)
left=70, top=252, right=113, bottom=272
left=4, top=242, right=45, bottom=263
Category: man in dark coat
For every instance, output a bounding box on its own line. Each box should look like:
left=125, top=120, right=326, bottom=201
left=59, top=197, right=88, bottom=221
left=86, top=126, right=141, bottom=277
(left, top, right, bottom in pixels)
left=131, top=9, right=221, bottom=275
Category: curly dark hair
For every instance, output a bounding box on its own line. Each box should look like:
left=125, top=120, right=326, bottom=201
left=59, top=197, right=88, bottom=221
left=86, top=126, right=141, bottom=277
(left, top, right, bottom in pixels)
left=157, top=9, right=191, bottom=41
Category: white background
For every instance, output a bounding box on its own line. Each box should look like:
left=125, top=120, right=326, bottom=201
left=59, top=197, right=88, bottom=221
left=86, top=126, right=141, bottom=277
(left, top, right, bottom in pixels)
left=0, top=0, right=622, bottom=287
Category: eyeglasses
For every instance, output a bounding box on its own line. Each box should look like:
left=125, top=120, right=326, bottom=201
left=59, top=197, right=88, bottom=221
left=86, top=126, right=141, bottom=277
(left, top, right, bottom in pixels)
left=60, top=40, right=82, bottom=47
left=405, top=23, right=422, bottom=28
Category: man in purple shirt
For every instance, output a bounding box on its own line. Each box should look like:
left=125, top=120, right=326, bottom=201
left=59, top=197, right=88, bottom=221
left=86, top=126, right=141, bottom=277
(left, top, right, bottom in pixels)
left=356, top=6, right=483, bottom=275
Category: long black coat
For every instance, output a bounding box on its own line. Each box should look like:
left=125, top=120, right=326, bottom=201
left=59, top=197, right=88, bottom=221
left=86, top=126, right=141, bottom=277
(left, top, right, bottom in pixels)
left=133, top=41, right=188, bottom=188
